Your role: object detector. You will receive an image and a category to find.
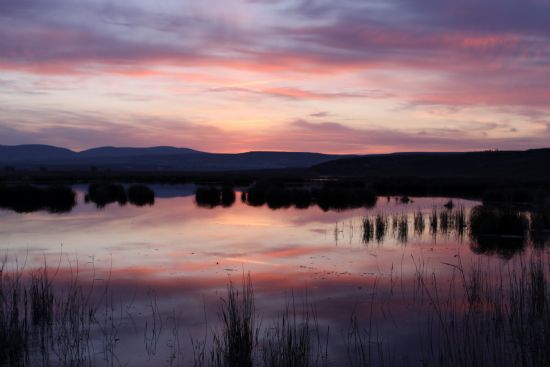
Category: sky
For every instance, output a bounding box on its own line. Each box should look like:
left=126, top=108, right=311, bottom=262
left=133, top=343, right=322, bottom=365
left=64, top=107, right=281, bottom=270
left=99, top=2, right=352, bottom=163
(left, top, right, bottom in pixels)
left=1, top=0, right=549, bottom=153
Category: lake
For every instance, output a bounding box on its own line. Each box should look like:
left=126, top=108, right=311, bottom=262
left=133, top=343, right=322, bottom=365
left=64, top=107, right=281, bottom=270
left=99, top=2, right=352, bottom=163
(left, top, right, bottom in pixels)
left=1, top=185, right=548, bottom=366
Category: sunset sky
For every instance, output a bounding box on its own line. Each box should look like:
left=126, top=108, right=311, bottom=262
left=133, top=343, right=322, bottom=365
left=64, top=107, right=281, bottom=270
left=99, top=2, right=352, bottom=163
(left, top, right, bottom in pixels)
left=1, top=0, right=549, bottom=153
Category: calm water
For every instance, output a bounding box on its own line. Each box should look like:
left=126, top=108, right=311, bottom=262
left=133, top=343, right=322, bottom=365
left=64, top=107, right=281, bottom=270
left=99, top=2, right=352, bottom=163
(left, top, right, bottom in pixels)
left=0, top=185, right=544, bottom=366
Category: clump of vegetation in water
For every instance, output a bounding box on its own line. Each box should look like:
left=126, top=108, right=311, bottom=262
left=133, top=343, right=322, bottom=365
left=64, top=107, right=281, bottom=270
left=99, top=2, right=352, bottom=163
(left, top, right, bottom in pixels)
left=195, top=186, right=236, bottom=208
left=469, top=205, right=529, bottom=258
left=85, top=183, right=127, bottom=208
left=313, top=185, right=377, bottom=212
left=127, top=185, right=155, bottom=206
left=0, top=185, right=76, bottom=213
left=242, top=180, right=376, bottom=211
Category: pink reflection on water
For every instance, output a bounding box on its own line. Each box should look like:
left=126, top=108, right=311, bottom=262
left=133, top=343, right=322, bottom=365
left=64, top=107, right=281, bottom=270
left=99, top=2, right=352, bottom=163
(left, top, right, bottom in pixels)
left=1, top=187, right=532, bottom=365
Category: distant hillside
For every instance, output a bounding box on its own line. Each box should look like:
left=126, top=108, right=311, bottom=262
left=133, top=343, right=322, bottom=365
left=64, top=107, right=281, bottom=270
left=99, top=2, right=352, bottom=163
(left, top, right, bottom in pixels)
left=0, top=145, right=347, bottom=171
left=78, top=146, right=201, bottom=158
left=0, top=145, right=75, bottom=163
left=313, top=149, right=550, bottom=178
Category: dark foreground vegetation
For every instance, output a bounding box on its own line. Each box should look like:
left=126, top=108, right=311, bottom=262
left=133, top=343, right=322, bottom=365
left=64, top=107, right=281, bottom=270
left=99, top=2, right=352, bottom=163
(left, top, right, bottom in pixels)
left=0, top=185, right=76, bottom=213
left=1, top=253, right=549, bottom=367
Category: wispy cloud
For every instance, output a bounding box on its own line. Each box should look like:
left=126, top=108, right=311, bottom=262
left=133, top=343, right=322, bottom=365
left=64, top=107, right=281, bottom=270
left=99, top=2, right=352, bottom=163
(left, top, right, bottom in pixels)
left=1, top=0, right=549, bottom=151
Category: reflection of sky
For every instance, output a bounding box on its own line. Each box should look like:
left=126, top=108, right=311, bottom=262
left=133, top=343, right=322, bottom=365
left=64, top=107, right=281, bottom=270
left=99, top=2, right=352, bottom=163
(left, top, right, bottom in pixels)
left=0, top=189, right=531, bottom=365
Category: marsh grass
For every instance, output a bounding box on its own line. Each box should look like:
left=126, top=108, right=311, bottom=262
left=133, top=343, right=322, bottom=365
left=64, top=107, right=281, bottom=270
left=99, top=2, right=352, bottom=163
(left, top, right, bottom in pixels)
left=439, top=210, right=450, bottom=234
left=422, top=256, right=550, bottom=367
left=0, top=257, right=122, bottom=367
left=429, top=208, right=438, bottom=235
left=212, top=275, right=258, bottom=367
left=360, top=206, right=471, bottom=245
left=261, top=299, right=328, bottom=367
left=30, top=266, right=54, bottom=328
left=451, top=206, right=466, bottom=238
left=413, top=210, right=425, bottom=236
left=396, top=214, right=408, bottom=243
left=0, top=260, right=29, bottom=367
left=374, top=213, right=388, bottom=243
left=362, top=217, right=374, bottom=244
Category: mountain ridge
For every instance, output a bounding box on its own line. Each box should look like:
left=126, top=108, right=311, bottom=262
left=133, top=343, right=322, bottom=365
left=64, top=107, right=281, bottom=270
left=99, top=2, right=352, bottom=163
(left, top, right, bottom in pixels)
left=0, top=144, right=351, bottom=171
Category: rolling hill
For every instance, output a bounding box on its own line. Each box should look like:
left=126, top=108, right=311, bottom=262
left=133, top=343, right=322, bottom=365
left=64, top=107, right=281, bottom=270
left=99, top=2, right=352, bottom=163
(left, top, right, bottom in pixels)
left=0, top=145, right=348, bottom=171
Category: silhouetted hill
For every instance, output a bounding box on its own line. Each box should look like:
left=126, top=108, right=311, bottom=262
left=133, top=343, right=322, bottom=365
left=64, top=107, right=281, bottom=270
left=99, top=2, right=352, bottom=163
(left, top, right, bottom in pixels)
left=0, top=144, right=75, bottom=163
left=79, top=146, right=201, bottom=158
left=313, top=149, right=550, bottom=178
left=0, top=145, right=347, bottom=171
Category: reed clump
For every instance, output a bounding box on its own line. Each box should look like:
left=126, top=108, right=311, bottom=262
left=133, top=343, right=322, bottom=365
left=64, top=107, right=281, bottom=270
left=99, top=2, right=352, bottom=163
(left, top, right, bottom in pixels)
left=0, top=262, right=29, bottom=367
left=213, top=275, right=257, bottom=367
left=374, top=213, right=388, bottom=243
left=413, top=210, right=425, bottom=236
left=395, top=214, right=408, bottom=243
left=469, top=205, right=529, bottom=257
left=260, top=301, right=324, bottom=367
left=242, top=182, right=376, bottom=211
left=127, top=184, right=155, bottom=206
left=86, top=183, right=127, bottom=208
left=362, top=217, right=374, bottom=244
left=426, top=256, right=550, bottom=367
left=429, top=208, right=438, bottom=235
left=195, top=186, right=236, bottom=208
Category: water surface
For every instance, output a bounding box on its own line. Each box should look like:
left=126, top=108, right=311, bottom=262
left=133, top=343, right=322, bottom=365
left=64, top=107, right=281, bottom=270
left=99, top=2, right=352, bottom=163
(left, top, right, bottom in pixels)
left=0, top=185, right=544, bottom=366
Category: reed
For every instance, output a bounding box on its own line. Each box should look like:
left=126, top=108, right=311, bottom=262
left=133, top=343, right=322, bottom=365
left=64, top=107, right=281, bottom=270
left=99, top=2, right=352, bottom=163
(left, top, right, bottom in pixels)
left=413, top=210, right=425, bottom=236
left=397, top=214, right=408, bottom=243
left=212, top=274, right=257, bottom=367
left=429, top=208, right=438, bottom=235
left=374, top=213, right=388, bottom=243
left=362, top=217, right=374, bottom=244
